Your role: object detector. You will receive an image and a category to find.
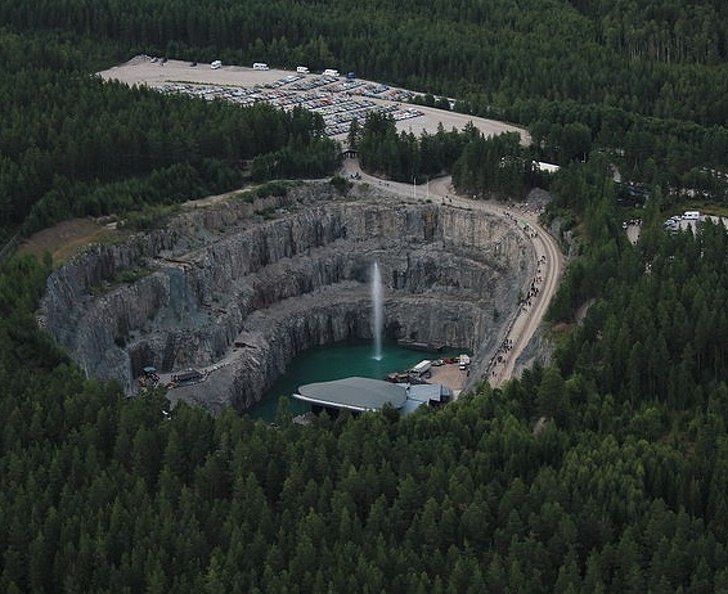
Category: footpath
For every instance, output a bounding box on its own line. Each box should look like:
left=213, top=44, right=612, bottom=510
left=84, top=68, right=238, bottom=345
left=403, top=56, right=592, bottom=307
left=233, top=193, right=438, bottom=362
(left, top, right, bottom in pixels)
left=341, top=158, right=564, bottom=389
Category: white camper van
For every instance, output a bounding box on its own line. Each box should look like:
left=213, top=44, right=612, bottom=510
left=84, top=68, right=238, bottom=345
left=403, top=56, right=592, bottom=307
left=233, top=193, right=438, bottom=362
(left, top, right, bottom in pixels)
left=322, top=68, right=340, bottom=77
left=210, top=60, right=222, bottom=69
left=296, top=65, right=310, bottom=74
left=253, top=62, right=269, bottom=70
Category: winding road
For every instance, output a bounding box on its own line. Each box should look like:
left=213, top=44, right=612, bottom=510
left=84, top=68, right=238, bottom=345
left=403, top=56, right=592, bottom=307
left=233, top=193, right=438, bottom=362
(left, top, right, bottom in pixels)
left=340, top=158, right=564, bottom=388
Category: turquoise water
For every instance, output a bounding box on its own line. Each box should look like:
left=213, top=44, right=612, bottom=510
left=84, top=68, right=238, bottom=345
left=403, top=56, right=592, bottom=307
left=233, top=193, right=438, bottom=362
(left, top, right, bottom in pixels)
left=246, top=340, right=452, bottom=421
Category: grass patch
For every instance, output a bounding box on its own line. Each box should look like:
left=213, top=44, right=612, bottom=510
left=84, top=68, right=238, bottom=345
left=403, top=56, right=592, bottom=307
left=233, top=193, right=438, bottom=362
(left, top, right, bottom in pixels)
left=253, top=181, right=291, bottom=199
left=18, top=218, right=129, bottom=267
left=675, top=202, right=728, bottom=217
left=254, top=207, right=277, bottom=220
left=236, top=190, right=256, bottom=203
left=90, top=265, right=152, bottom=297
left=329, top=175, right=353, bottom=195
left=121, top=204, right=180, bottom=231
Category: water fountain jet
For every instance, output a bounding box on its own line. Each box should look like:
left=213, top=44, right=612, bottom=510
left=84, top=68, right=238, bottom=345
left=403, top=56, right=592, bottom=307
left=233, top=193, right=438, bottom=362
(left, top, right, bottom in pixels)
left=371, top=262, right=383, bottom=361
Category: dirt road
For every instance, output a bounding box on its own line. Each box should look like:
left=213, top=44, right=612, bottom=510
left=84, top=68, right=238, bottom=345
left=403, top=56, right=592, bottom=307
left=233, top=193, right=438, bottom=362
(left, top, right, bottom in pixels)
left=341, top=159, right=564, bottom=389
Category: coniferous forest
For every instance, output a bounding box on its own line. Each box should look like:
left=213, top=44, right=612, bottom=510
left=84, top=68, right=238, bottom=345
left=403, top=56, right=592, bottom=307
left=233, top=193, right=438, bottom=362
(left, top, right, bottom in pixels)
left=3, top=1, right=728, bottom=591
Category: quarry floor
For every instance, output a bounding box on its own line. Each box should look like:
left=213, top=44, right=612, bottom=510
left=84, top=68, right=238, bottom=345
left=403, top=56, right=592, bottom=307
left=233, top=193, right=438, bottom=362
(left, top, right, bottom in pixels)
left=428, top=363, right=468, bottom=398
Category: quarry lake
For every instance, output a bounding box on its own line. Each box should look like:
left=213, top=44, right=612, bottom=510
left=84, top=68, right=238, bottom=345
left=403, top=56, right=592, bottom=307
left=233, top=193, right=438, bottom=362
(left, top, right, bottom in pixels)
left=247, top=341, right=449, bottom=421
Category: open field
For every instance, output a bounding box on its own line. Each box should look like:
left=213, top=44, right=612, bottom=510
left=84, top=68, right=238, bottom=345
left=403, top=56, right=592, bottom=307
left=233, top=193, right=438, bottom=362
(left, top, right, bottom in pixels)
left=98, top=56, right=529, bottom=143
left=17, top=218, right=124, bottom=265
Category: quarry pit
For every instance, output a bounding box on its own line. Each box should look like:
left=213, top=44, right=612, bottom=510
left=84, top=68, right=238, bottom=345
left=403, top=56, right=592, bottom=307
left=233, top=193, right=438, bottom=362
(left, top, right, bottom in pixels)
left=39, top=181, right=537, bottom=414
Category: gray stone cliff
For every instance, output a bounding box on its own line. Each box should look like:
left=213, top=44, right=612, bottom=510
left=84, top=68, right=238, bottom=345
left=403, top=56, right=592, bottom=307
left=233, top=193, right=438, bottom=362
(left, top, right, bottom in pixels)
left=39, top=182, right=535, bottom=413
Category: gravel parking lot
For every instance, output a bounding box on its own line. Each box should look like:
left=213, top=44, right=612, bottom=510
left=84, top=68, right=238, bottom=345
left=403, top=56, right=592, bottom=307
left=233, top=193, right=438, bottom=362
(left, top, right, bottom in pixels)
left=98, top=56, right=529, bottom=143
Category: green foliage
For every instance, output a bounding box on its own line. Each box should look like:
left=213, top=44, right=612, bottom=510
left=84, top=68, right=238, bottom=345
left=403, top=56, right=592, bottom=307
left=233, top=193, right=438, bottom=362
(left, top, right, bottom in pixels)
left=234, top=190, right=256, bottom=204
left=357, top=112, right=548, bottom=200
left=249, top=108, right=339, bottom=182
left=329, top=175, right=353, bottom=195
left=4, top=232, right=728, bottom=590
left=5, top=1, right=728, bottom=591
left=0, top=33, right=337, bottom=233
left=357, top=112, right=417, bottom=181
left=2, top=3, right=726, bottom=233
left=253, top=207, right=276, bottom=220
left=121, top=205, right=178, bottom=232
left=252, top=181, right=290, bottom=199
left=90, top=265, right=152, bottom=297
left=357, top=112, right=536, bottom=197
left=452, top=131, right=535, bottom=199
left=2, top=0, right=727, bottom=127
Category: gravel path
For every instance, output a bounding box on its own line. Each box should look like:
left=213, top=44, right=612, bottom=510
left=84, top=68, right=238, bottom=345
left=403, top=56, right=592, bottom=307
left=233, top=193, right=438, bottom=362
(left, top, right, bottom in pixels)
left=341, top=159, right=564, bottom=390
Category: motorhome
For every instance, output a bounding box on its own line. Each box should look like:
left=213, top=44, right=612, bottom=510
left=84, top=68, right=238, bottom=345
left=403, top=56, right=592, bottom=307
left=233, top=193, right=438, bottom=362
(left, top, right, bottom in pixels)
left=458, top=354, right=471, bottom=370
left=322, top=68, right=340, bottom=77
left=683, top=210, right=701, bottom=220
left=210, top=60, right=222, bottom=69
left=296, top=65, right=310, bottom=74
left=253, top=62, right=269, bottom=70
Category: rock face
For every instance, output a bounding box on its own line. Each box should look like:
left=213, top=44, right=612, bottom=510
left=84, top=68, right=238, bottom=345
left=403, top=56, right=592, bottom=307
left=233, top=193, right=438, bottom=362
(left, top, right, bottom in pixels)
left=40, top=182, right=535, bottom=413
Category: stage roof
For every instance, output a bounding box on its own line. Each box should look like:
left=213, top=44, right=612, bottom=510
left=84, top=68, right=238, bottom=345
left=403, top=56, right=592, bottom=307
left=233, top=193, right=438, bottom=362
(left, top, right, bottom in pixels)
left=293, top=377, right=408, bottom=412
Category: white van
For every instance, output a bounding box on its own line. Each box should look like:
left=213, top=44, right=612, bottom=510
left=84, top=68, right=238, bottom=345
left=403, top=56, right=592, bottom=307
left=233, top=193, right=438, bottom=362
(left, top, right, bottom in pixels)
left=253, top=62, right=269, bottom=70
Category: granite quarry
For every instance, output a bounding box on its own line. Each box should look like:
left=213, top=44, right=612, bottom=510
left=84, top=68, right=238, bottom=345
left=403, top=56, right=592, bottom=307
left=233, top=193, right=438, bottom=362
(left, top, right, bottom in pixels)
left=39, top=181, right=536, bottom=414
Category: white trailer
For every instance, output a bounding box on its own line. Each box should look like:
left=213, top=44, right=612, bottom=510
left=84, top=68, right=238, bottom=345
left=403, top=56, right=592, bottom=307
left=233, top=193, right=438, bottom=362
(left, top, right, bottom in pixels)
left=411, top=360, right=432, bottom=378
left=683, top=210, right=701, bottom=220
left=322, top=68, right=340, bottom=77
left=253, top=62, right=269, bottom=70
left=458, top=354, right=471, bottom=370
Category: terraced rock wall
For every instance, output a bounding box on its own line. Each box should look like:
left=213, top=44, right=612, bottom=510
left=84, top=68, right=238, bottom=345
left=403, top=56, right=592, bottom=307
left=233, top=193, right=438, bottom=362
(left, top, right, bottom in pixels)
left=40, top=182, right=535, bottom=413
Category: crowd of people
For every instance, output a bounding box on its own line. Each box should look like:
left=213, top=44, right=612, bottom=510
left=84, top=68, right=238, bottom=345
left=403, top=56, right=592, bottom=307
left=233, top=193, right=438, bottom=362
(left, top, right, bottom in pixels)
left=483, top=211, right=549, bottom=384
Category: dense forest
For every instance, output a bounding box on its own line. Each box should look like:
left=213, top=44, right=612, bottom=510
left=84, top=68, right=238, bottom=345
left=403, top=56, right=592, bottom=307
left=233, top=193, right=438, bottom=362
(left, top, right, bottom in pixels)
left=6, top=168, right=728, bottom=590
left=3, top=0, right=728, bottom=591
left=0, top=30, right=338, bottom=239
left=2, top=0, right=728, bottom=238
left=355, top=114, right=547, bottom=200
left=1, top=0, right=727, bottom=121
